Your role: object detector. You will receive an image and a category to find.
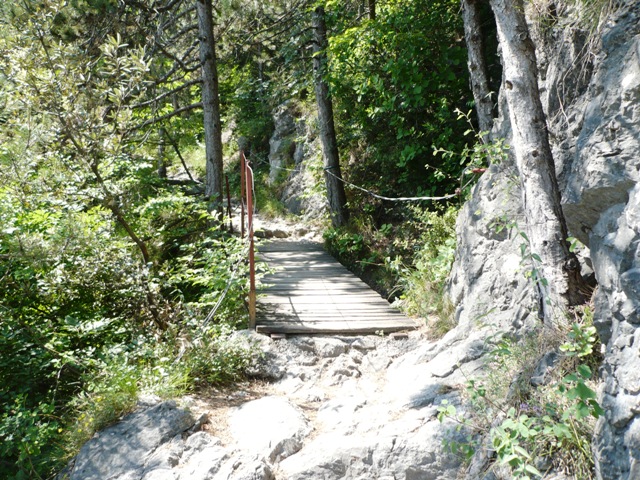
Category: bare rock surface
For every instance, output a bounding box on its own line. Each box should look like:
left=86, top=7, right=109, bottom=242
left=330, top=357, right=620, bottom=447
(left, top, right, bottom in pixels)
left=267, top=101, right=327, bottom=221
left=67, top=329, right=481, bottom=480
left=69, top=401, right=195, bottom=480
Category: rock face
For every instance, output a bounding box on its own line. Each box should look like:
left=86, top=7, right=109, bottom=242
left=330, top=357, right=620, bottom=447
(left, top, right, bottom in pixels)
left=267, top=101, right=326, bottom=220
left=447, top=1, right=640, bottom=478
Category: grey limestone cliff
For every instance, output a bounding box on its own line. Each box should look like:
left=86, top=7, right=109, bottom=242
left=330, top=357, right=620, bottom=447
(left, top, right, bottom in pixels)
left=447, top=1, right=640, bottom=478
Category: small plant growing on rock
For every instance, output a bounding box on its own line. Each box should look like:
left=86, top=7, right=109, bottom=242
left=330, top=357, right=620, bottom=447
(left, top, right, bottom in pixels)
left=437, top=316, right=602, bottom=479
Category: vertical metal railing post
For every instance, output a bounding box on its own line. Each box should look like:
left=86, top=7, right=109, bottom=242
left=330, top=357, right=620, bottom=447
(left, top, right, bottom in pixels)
left=242, top=151, right=256, bottom=329
left=225, top=174, right=233, bottom=234
left=240, top=152, right=246, bottom=238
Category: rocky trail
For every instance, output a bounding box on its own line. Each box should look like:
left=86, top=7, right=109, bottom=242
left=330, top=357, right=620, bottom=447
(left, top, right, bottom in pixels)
left=64, top=216, right=483, bottom=480
left=66, top=328, right=488, bottom=480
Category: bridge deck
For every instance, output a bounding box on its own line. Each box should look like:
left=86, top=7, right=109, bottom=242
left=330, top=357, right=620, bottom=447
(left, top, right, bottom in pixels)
left=255, top=241, right=418, bottom=335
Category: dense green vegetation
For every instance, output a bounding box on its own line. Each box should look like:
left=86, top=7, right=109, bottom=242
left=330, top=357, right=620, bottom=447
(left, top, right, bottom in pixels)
left=0, top=1, right=253, bottom=477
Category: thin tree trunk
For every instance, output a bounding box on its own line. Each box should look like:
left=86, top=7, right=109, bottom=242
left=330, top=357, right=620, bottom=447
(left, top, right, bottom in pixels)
left=165, top=129, right=197, bottom=182
left=158, top=127, right=168, bottom=178
left=312, top=6, right=349, bottom=228
left=489, top=0, right=585, bottom=324
left=196, top=0, right=223, bottom=214
left=462, top=0, right=493, bottom=135
left=368, top=0, right=376, bottom=20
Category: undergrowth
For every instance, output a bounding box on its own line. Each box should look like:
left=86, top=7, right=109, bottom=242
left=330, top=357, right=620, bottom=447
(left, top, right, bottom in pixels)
left=0, top=189, right=255, bottom=479
left=323, top=203, right=459, bottom=337
left=392, top=204, right=459, bottom=336
left=438, top=304, right=602, bottom=479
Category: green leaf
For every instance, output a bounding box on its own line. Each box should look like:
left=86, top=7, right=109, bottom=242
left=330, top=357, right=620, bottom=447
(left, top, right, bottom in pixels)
left=574, top=381, right=597, bottom=400
left=514, top=445, right=532, bottom=459
left=524, top=464, right=543, bottom=477
left=577, top=364, right=592, bottom=379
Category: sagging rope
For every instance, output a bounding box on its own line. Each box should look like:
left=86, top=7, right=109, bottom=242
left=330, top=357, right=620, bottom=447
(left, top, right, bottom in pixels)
left=201, top=243, right=249, bottom=328
left=324, top=166, right=481, bottom=203
left=257, top=156, right=482, bottom=203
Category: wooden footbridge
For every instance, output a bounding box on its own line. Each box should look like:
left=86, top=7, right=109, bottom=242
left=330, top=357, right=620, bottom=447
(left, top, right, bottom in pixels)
left=238, top=151, right=417, bottom=336
left=254, top=241, right=418, bottom=335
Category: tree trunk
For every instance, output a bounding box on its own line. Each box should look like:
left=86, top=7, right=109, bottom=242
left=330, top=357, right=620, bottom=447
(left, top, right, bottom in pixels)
left=368, top=0, right=376, bottom=20
left=196, top=0, right=223, bottom=214
left=461, top=0, right=493, bottom=135
left=489, top=0, right=585, bottom=324
left=312, top=6, right=350, bottom=228
left=158, top=127, right=168, bottom=178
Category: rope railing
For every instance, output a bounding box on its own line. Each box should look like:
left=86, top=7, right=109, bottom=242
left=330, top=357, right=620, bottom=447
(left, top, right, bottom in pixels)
left=324, top=167, right=479, bottom=203
left=201, top=242, right=249, bottom=328
left=257, top=156, right=481, bottom=203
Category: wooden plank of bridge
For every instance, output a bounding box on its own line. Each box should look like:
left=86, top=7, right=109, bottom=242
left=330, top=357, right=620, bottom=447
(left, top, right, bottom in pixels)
left=255, top=241, right=418, bottom=335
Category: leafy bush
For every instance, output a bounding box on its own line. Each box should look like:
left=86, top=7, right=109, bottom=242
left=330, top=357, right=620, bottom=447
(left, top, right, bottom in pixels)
left=0, top=3, right=257, bottom=478
left=183, top=326, right=255, bottom=386
left=392, top=204, right=459, bottom=335
left=437, top=315, right=602, bottom=479
left=324, top=227, right=366, bottom=269
left=0, top=397, right=63, bottom=480
left=0, top=172, right=251, bottom=479
left=328, top=0, right=469, bottom=197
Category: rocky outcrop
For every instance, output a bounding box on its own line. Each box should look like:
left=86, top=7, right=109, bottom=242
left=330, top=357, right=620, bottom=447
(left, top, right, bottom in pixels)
left=267, top=102, right=326, bottom=220
left=448, top=1, right=640, bottom=478
left=268, top=102, right=297, bottom=185
left=66, top=332, right=480, bottom=480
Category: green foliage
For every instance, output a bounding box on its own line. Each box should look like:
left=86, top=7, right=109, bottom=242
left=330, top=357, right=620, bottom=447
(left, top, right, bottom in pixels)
left=324, top=228, right=366, bottom=268
left=0, top=3, right=254, bottom=477
left=433, top=109, right=510, bottom=172
left=328, top=0, right=469, bottom=196
left=490, top=408, right=543, bottom=479
left=220, top=64, right=274, bottom=155
left=0, top=397, right=63, bottom=480
left=392, top=205, right=459, bottom=336
left=65, top=358, right=141, bottom=454
left=254, top=170, right=289, bottom=220
left=560, top=321, right=597, bottom=358
left=183, top=326, right=255, bottom=386
left=436, top=322, right=602, bottom=478
left=165, top=221, right=249, bottom=327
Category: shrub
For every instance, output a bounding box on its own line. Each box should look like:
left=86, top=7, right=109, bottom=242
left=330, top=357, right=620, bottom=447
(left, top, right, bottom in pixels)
left=437, top=314, right=602, bottom=479
left=393, top=204, right=459, bottom=336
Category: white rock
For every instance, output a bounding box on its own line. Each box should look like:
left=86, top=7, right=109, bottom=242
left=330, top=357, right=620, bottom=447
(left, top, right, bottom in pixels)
left=228, top=396, right=311, bottom=462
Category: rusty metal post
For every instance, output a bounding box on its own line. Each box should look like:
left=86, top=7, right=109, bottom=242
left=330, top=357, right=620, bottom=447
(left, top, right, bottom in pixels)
left=245, top=157, right=256, bottom=329
left=240, top=152, right=246, bottom=238
left=225, top=174, right=233, bottom=234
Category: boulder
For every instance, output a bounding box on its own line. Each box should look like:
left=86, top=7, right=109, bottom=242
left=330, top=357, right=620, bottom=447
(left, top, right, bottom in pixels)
left=228, top=396, right=311, bottom=462
left=70, top=401, right=194, bottom=480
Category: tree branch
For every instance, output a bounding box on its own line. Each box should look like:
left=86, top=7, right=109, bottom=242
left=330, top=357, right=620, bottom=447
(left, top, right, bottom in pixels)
left=134, top=102, right=203, bottom=130
left=130, top=79, right=201, bottom=109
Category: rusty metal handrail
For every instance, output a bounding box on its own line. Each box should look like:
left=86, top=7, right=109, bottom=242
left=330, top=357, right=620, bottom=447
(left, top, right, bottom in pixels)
left=241, top=151, right=256, bottom=329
